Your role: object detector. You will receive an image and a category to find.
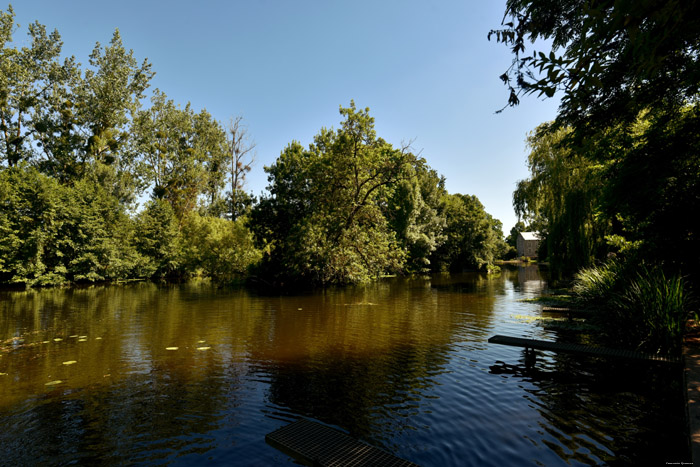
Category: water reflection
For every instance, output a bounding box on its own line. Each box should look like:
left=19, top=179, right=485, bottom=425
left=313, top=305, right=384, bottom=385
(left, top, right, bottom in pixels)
left=0, top=268, right=688, bottom=465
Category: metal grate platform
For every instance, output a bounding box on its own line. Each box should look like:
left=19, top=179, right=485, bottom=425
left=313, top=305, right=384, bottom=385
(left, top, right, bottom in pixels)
left=265, top=418, right=418, bottom=466
left=488, top=334, right=680, bottom=364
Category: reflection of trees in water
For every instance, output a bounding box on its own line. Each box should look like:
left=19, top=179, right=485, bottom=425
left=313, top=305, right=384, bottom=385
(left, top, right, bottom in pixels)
left=0, top=274, right=513, bottom=463
left=490, top=351, right=688, bottom=465
left=260, top=342, right=452, bottom=449
left=252, top=274, right=508, bottom=451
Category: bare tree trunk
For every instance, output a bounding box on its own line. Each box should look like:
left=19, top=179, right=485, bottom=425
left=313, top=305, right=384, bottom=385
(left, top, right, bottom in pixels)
left=227, top=116, right=256, bottom=221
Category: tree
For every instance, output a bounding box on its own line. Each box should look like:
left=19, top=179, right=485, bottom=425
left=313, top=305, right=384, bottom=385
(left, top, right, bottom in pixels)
left=181, top=212, right=261, bottom=281
left=225, top=116, right=256, bottom=221
left=431, top=193, right=506, bottom=272
left=385, top=159, right=447, bottom=273
left=513, top=122, right=610, bottom=277
left=0, top=6, right=78, bottom=169
left=489, top=0, right=700, bottom=131
left=134, top=199, right=181, bottom=278
left=252, top=102, right=413, bottom=285
left=135, top=90, right=227, bottom=220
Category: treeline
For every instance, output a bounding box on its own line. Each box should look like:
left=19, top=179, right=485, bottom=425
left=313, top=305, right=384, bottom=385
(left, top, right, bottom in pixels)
left=492, top=0, right=699, bottom=353
left=0, top=6, right=506, bottom=288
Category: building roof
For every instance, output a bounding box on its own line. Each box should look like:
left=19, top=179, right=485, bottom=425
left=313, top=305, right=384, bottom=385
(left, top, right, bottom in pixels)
left=519, top=232, right=541, bottom=241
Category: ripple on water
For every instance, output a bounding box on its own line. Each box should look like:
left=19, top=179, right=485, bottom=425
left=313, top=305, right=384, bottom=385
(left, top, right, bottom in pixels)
left=0, top=271, right=689, bottom=465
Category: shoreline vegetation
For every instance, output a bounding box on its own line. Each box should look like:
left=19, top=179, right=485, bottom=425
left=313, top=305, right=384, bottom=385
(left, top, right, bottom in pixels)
left=0, top=7, right=509, bottom=291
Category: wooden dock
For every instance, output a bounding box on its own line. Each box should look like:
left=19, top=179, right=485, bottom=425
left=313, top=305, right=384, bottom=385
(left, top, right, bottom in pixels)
left=265, top=418, right=418, bottom=466
left=488, top=334, right=680, bottom=364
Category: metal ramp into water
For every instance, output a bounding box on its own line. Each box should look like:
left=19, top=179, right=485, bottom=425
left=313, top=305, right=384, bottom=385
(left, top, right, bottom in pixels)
left=266, top=418, right=418, bottom=466
left=488, top=334, right=680, bottom=364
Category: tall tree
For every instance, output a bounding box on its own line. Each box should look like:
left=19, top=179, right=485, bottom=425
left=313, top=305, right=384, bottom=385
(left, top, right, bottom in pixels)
left=431, top=193, right=506, bottom=272
left=135, top=90, right=227, bottom=221
left=225, top=116, right=255, bottom=221
left=385, top=158, right=447, bottom=273
left=0, top=6, right=78, bottom=169
left=513, top=122, right=610, bottom=276
left=252, top=102, right=413, bottom=285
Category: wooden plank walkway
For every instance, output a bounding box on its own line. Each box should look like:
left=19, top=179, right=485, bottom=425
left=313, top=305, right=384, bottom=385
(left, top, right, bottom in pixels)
left=488, top=334, right=680, bottom=364
left=266, top=418, right=418, bottom=466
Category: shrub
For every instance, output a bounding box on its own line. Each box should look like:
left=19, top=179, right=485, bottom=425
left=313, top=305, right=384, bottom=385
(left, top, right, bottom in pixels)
left=181, top=213, right=261, bottom=281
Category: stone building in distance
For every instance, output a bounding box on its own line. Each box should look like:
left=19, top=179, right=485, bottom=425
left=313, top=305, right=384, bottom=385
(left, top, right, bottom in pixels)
left=517, top=232, right=541, bottom=258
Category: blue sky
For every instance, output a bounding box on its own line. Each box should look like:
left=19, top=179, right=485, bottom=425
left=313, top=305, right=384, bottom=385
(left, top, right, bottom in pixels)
left=9, top=1, right=560, bottom=234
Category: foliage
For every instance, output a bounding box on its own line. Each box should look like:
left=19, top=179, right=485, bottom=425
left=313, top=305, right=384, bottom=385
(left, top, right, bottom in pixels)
left=252, top=102, right=411, bottom=285
left=385, top=160, right=447, bottom=273
left=0, top=165, right=146, bottom=286
left=572, top=260, right=621, bottom=305
left=133, top=199, right=182, bottom=279
left=431, top=193, right=507, bottom=272
left=134, top=90, right=227, bottom=220
left=575, top=260, right=693, bottom=355
left=614, top=266, right=691, bottom=355
left=513, top=123, right=611, bottom=277
left=489, top=0, right=700, bottom=131
left=181, top=213, right=261, bottom=281
left=495, top=1, right=700, bottom=282
left=0, top=7, right=510, bottom=288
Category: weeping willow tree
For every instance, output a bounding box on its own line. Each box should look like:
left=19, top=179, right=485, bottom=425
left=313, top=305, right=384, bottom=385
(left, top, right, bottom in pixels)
left=513, top=123, right=610, bottom=279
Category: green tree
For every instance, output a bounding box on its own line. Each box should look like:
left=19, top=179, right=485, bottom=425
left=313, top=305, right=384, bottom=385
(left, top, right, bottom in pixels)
left=77, top=29, right=154, bottom=202
left=181, top=212, right=261, bottom=281
left=252, top=102, right=412, bottom=285
left=134, top=199, right=182, bottom=278
left=0, top=6, right=78, bottom=169
left=0, top=165, right=146, bottom=286
left=386, top=159, right=447, bottom=273
left=135, top=90, right=227, bottom=220
left=513, top=123, right=610, bottom=277
left=489, top=0, right=700, bottom=130
left=431, top=193, right=506, bottom=272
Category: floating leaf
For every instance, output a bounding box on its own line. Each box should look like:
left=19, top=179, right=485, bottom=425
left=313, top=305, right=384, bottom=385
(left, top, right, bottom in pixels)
left=197, top=346, right=211, bottom=351
left=166, top=347, right=179, bottom=351
left=45, top=380, right=62, bottom=386
left=62, top=361, right=77, bottom=365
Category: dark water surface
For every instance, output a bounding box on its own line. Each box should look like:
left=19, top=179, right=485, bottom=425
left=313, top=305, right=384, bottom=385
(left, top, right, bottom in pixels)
left=0, top=267, right=687, bottom=465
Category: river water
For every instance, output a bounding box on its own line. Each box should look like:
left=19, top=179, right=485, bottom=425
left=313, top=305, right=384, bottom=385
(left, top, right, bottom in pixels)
left=0, top=267, right=688, bottom=465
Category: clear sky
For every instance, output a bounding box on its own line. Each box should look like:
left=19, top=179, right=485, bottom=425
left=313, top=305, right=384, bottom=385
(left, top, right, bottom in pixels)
left=9, top=0, right=560, bottom=234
